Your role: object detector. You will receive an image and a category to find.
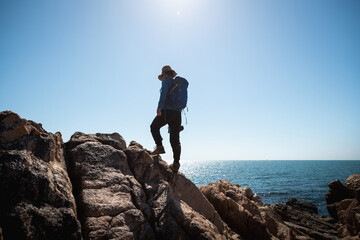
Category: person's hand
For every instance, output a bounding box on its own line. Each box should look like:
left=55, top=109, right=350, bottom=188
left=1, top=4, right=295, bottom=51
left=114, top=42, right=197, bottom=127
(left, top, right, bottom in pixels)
left=157, top=108, right=162, bottom=116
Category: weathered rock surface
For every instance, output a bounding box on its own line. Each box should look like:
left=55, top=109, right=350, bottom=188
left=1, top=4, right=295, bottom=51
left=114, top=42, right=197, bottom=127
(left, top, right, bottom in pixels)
left=286, top=198, right=318, bottom=215
left=65, top=132, right=240, bottom=240
left=200, top=180, right=295, bottom=240
left=1, top=111, right=358, bottom=240
left=326, top=179, right=354, bottom=220
left=345, top=174, right=360, bottom=198
left=200, top=180, right=342, bottom=240
left=0, top=111, right=81, bottom=239
left=326, top=175, right=360, bottom=239
left=272, top=201, right=338, bottom=240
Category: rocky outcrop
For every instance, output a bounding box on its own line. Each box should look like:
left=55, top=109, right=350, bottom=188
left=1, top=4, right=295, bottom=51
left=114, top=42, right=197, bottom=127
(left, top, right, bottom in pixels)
left=1, top=111, right=357, bottom=240
left=200, top=180, right=342, bottom=240
left=0, top=111, right=81, bottom=239
left=65, top=132, right=240, bottom=240
left=286, top=198, right=318, bottom=215
left=326, top=179, right=354, bottom=220
left=272, top=201, right=338, bottom=240
left=326, top=175, right=360, bottom=239
left=345, top=174, right=360, bottom=198
left=200, top=180, right=295, bottom=240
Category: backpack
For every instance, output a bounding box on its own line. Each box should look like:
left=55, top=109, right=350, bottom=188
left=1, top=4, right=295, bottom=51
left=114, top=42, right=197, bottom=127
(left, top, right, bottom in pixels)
left=167, top=76, right=189, bottom=110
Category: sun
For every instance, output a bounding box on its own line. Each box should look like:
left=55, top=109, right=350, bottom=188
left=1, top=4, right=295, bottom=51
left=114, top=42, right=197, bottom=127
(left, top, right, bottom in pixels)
left=156, top=0, right=201, bottom=18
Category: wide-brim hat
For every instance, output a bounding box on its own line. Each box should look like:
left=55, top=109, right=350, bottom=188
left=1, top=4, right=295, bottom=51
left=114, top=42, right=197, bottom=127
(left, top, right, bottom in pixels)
left=158, top=65, right=177, bottom=80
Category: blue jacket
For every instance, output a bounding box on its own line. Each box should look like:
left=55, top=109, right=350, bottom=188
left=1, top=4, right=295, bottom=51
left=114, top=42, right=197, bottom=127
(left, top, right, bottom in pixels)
left=157, top=78, right=180, bottom=111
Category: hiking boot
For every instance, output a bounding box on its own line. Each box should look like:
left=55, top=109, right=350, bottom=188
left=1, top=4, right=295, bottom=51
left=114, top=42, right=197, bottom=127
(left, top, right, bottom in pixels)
left=152, top=145, right=165, bottom=155
left=169, top=161, right=180, bottom=173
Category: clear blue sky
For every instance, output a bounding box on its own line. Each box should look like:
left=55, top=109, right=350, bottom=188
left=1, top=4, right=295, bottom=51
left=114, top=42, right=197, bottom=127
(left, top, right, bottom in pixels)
left=1, top=0, right=359, bottom=160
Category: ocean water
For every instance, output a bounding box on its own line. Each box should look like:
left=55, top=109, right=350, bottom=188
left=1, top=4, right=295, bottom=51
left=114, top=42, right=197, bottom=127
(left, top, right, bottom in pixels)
left=181, top=160, right=360, bottom=216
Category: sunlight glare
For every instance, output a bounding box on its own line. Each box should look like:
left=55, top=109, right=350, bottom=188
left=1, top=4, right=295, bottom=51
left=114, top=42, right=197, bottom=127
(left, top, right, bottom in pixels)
left=156, top=0, right=202, bottom=18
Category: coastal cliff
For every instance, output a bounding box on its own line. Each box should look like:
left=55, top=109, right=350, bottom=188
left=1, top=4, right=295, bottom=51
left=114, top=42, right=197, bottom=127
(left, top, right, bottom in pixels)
left=0, top=111, right=359, bottom=240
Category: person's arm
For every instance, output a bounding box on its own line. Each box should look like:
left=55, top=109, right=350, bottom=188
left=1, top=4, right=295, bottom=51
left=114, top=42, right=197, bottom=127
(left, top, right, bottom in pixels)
left=157, top=79, right=170, bottom=116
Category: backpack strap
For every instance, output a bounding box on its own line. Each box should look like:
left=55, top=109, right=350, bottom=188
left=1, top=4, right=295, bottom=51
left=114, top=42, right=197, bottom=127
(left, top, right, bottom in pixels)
left=168, top=78, right=179, bottom=96
left=182, top=107, right=188, bottom=125
left=169, top=84, right=179, bottom=95
left=163, top=78, right=175, bottom=121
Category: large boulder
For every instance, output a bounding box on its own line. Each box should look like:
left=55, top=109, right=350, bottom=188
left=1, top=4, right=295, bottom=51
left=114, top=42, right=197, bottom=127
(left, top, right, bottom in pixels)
left=286, top=198, right=318, bottom=215
left=0, top=111, right=81, bottom=240
left=326, top=174, right=360, bottom=239
left=200, top=180, right=296, bottom=240
left=345, top=174, right=360, bottom=198
left=65, top=132, right=155, bottom=239
left=272, top=202, right=338, bottom=240
left=66, top=133, right=240, bottom=240
left=326, top=179, right=354, bottom=220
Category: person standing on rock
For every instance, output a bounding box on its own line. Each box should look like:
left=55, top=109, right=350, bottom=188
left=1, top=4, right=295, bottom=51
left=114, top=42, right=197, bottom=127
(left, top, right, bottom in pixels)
left=150, top=65, right=185, bottom=173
